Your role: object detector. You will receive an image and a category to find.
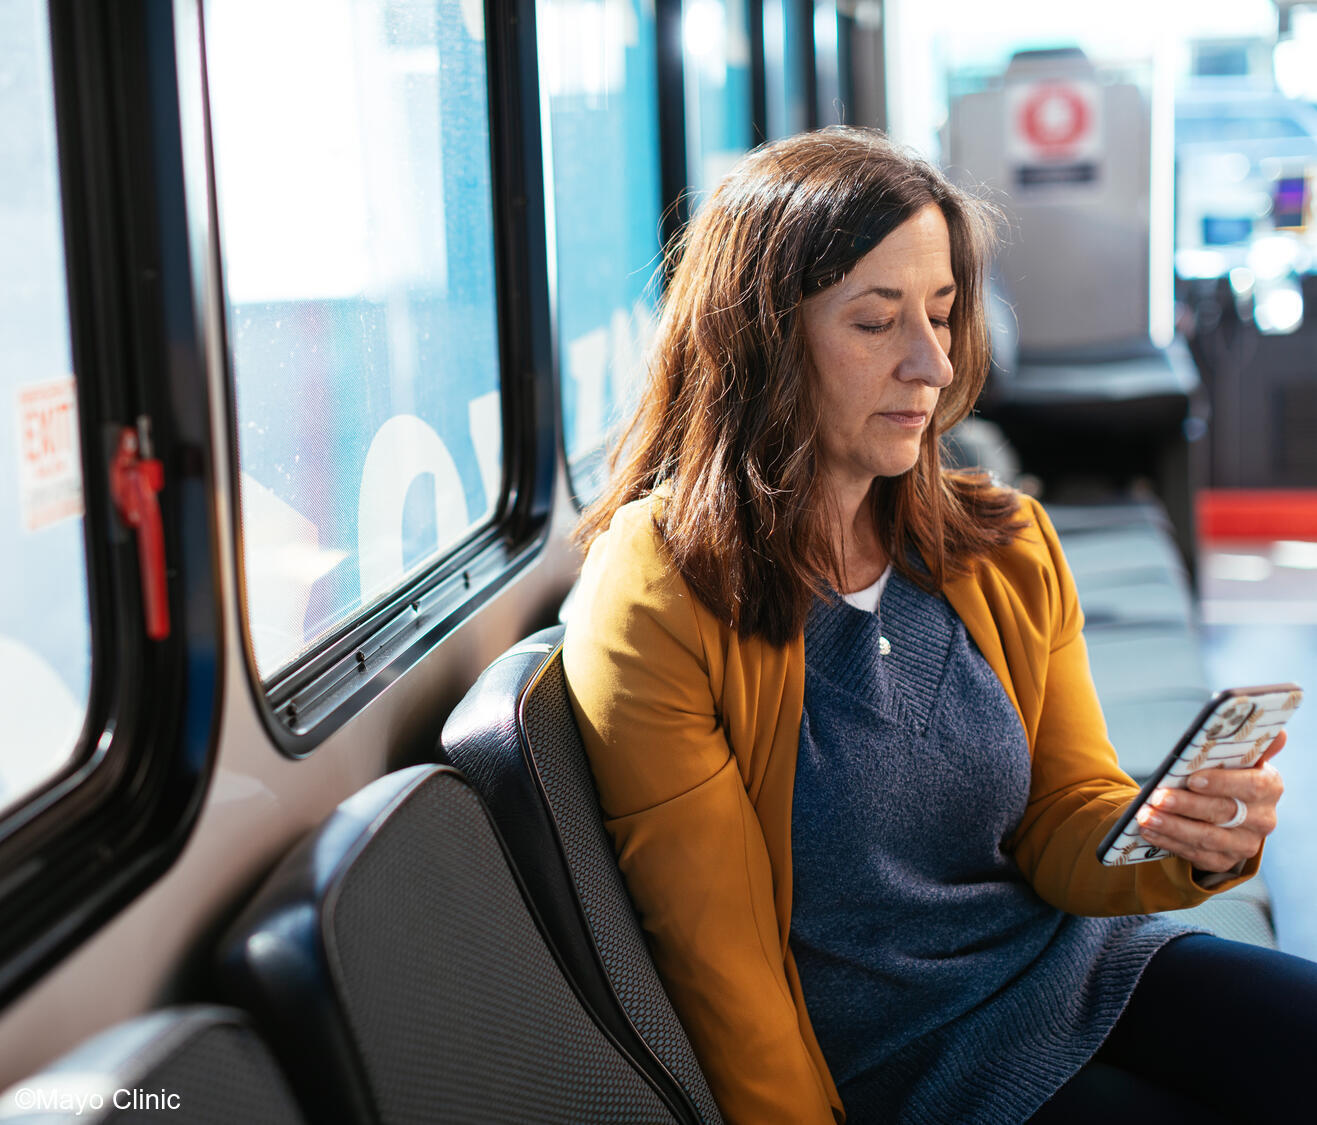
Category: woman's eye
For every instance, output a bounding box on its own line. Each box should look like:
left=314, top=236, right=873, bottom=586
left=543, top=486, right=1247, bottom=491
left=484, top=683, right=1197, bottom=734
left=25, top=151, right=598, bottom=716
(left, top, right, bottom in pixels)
left=856, top=322, right=892, bottom=334
left=931, top=318, right=952, bottom=330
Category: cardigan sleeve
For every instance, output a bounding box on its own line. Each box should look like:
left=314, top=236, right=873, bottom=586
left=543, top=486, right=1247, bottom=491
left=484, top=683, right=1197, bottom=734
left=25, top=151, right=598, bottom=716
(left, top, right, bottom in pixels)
left=1009, top=496, right=1261, bottom=915
left=562, top=505, right=838, bottom=1125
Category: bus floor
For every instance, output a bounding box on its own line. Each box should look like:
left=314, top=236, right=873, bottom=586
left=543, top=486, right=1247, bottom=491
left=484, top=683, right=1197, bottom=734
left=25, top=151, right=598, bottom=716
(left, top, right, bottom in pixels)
left=1199, top=534, right=1317, bottom=962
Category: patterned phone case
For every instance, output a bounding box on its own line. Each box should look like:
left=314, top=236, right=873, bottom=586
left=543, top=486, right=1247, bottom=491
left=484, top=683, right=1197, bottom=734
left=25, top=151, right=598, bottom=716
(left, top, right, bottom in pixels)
left=1098, top=684, right=1303, bottom=866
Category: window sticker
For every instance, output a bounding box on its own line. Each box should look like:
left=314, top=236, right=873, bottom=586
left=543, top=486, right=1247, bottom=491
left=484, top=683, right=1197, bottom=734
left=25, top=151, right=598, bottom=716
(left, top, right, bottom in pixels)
left=15, top=376, right=84, bottom=532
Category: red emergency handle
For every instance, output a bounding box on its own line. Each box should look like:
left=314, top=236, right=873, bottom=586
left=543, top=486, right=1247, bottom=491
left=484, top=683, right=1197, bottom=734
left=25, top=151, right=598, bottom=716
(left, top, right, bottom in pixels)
left=109, top=426, right=171, bottom=641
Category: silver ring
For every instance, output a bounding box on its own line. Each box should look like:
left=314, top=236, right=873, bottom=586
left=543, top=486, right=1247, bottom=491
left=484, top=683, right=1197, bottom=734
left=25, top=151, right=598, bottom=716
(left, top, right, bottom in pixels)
left=1215, top=797, right=1248, bottom=830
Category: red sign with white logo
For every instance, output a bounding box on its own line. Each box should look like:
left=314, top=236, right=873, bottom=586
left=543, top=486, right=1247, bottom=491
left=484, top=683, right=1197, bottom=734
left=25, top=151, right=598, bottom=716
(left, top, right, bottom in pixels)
left=16, top=376, right=84, bottom=531
left=1019, top=84, right=1092, bottom=155
left=1006, top=78, right=1103, bottom=189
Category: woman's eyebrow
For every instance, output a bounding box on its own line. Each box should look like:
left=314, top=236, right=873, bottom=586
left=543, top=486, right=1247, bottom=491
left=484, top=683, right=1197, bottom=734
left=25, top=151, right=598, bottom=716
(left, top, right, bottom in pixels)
left=845, top=282, right=957, bottom=302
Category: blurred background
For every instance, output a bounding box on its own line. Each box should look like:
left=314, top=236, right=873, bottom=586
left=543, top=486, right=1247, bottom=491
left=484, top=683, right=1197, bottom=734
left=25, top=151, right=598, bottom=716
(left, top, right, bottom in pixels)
left=853, top=0, right=1317, bottom=956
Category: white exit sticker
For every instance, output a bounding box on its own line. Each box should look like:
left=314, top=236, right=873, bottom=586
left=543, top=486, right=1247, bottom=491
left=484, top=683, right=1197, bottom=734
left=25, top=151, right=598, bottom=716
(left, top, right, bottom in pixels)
left=16, top=375, right=84, bottom=531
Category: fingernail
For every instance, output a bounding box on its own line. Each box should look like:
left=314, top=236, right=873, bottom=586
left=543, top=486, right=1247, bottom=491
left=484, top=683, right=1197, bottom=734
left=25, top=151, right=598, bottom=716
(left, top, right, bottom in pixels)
left=1138, top=809, right=1163, bottom=827
left=1154, top=788, right=1175, bottom=809
left=1189, top=774, right=1208, bottom=790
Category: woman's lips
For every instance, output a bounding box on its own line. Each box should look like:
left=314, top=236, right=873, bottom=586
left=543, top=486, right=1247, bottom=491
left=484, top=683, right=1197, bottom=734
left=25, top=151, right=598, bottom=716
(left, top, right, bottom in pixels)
left=879, top=411, right=928, bottom=428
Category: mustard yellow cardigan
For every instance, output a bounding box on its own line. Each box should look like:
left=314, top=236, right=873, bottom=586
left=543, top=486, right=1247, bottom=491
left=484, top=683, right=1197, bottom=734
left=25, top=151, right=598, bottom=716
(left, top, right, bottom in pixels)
left=562, top=491, right=1256, bottom=1124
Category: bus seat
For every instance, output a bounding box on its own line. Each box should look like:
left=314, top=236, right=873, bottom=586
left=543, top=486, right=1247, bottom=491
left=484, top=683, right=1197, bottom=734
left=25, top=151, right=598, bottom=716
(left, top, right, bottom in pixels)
left=0, top=1007, right=306, bottom=1124
left=1170, top=883, right=1279, bottom=950
left=218, top=764, right=682, bottom=1124
left=437, top=617, right=1281, bottom=1080
left=1083, top=626, right=1210, bottom=707
left=1099, top=690, right=1214, bottom=782
left=940, top=417, right=1021, bottom=485
left=1046, top=500, right=1169, bottom=534
left=1066, top=576, right=1196, bottom=632
left=941, top=421, right=1195, bottom=630
left=1058, top=525, right=1189, bottom=586
left=441, top=627, right=723, bottom=1125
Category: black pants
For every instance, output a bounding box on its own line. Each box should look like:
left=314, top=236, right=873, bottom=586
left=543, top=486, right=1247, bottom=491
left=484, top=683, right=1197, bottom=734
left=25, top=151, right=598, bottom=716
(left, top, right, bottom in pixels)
left=1026, top=933, right=1317, bottom=1124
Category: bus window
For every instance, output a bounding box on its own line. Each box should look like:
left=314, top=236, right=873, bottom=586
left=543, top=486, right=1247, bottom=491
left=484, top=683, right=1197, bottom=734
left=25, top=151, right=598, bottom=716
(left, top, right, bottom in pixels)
left=205, top=0, right=504, bottom=682
left=0, top=0, right=92, bottom=816
left=813, top=0, right=841, bottom=128
left=539, top=0, right=664, bottom=502
left=683, top=0, right=754, bottom=194
left=761, top=0, right=811, bottom=140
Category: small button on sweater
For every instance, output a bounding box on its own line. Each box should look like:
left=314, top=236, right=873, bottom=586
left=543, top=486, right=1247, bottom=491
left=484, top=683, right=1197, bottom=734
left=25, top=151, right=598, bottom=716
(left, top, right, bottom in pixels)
left=791, top=571, right=1196, bottom=1124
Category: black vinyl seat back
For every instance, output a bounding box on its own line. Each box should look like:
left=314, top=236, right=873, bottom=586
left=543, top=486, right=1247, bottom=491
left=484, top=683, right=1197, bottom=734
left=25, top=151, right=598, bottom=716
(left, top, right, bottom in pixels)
left=219, top=764, right=679, bottom=1125
left=442, top=627, right=723, bottom=1125
left=0, top=1007, right=306, bottom=1124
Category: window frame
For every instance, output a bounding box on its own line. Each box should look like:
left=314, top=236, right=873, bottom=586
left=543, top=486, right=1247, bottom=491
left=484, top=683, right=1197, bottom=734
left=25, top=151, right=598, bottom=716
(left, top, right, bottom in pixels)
left=206, top=0, right=557, bottom=753
left=0, top=0, right=222, bottom=1005
left=657, top=0, right=691, bottom=251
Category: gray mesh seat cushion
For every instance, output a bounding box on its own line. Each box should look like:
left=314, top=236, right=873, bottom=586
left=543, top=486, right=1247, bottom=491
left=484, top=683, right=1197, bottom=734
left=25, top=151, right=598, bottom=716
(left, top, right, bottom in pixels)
left=1059, top=525, right=1188, bottom=586
left=1048, top=500, right=1173, bottom=537
left=442, top=629, right=722, bottom=1125
left=221, top=766, right=678, bottom=1125
left=0, top=1007, right=305, bottom=1124
left=1083, top=625, right=1210, bottom=706
left=1166, top=879, right=1279, bottom=949
left=1071, top=573, right=1196, bottom=631
left=331, top=769, right=676, bottom=1123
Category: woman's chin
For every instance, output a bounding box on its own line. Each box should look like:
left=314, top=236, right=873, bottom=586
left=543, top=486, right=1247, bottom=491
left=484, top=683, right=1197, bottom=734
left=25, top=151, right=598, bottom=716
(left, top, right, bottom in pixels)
left=869, top=448, right=924, bottom=480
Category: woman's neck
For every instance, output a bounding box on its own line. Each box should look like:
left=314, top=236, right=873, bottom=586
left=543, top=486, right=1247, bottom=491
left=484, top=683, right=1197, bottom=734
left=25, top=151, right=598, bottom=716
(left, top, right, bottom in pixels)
left=830, top=481, right=889, bottom=594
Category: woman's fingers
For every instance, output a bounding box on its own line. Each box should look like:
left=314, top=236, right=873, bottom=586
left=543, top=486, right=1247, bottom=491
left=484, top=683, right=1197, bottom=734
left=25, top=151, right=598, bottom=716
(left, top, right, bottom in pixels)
left=1258, top=730, right=1287, bottom=766
left=1132, top=740, right=1288, bottom=874
left=1137, top=808, right=1261, bottom=872
left=1185, top=755, right=1285, bottom=800
left=1146, top=780, right=1279, bottom=836
left=1184, top=760, right=1284, bottom=830
left=1146, top=787, right=1237, bottom=825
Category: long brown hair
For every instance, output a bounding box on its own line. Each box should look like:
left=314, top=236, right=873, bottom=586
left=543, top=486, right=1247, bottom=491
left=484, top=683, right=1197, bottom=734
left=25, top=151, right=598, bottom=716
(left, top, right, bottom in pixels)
left=576, top=127, right=1025, bottom=645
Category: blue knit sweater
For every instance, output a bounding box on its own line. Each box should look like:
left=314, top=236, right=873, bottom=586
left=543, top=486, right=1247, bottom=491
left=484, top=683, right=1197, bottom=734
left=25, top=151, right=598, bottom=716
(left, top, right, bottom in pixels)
left=790, top=571, right=1194, bottom=1124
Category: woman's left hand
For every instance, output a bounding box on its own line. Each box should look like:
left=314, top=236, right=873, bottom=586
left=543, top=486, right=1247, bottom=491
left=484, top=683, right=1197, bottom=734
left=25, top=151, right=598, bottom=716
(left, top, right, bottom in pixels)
left=1136, top=731, right=1287, bottom=874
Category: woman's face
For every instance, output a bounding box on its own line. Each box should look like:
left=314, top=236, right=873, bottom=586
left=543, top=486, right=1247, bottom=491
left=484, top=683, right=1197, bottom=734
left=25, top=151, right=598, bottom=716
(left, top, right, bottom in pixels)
left=801, top=203, right=956, bottom=503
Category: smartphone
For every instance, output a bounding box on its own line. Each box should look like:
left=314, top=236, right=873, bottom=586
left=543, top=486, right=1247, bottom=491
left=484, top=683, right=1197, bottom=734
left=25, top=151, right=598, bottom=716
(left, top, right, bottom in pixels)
left=1096, top=683, right=1303, bottom=866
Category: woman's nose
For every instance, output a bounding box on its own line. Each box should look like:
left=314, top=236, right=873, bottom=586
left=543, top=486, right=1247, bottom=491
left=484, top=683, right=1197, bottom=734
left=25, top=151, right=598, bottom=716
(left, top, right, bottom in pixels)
left=895, top=321, right=955, bottom=387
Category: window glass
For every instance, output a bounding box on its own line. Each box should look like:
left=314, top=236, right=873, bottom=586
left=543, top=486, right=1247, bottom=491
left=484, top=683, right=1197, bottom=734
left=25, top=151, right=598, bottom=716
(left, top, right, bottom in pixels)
left=762, top=0, right=810, bottom=140
left=0, top=0, right=92, bottom=814
left=683, top=0, right=754, bottom=194
left=813, top=0, right=840, bottom=127
left=540, top=0, right=663, bottom=499
left=206, top=0, right=503, bottom=679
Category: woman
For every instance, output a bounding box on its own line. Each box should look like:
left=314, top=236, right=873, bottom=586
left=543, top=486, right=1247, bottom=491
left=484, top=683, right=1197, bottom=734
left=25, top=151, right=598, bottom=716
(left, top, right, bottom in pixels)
left=562, top=128, right=1307, bottom=1124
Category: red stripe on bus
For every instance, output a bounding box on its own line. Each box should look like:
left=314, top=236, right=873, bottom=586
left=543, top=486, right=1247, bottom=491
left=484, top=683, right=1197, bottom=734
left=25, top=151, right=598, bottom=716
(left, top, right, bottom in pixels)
left=1198, top=490, right=1317, bottom=541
